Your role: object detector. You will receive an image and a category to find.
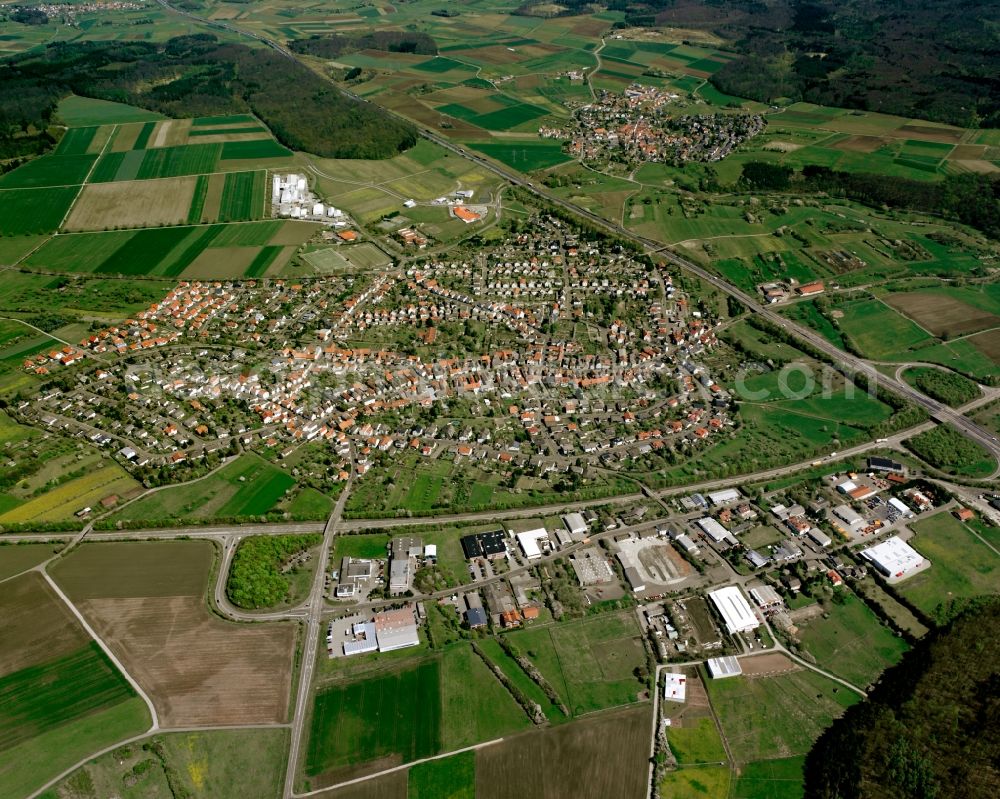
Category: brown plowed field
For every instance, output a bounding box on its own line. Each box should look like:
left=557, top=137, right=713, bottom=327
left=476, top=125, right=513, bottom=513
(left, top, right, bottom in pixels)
left=476, top=704, right=652, bottom=799
left=0, top=572, right=87, bottom=676
left=885, top=291, right=999, bottom=339
left=52, top=540, right=295, bottom=727
left=739, top=653, right=799, bottom=677
left=78, top=595, right=295, bottom=727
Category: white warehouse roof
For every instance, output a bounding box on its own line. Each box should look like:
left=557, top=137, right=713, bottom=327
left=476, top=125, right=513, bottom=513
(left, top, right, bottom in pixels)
left=706, top=655, right=742, bottom=679
left=707, top=488, right=741, bottom=506
left=516, top=528, right=548, bottom=560
left=696, top=517, right=731, bottom=543
left=562, top=512, right=589, bottom=536
left=860, top=536, right=924, bottom=579
left=663, top=672, right=687, bottom=703
left=708, top=586, right=760, bottom=635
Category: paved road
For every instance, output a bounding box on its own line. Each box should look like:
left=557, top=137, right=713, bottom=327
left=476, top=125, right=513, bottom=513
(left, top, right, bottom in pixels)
left=283, top=461, right=353, bottom=799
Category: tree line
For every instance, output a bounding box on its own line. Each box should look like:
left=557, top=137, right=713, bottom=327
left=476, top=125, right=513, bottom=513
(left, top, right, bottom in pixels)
left=290, top=31, right=437, bottom=59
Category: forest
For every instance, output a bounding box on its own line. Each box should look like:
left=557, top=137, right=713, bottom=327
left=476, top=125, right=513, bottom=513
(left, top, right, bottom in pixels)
left=622, top=0, right=1000, bottom=127
left=738, top=162, right=1000, bottom=240
left=1, top=34, right=417, bottom=159
left=805, top=595, right=1000, bottom=798
left=290, top=31, right=438, bottom=59
left=226, top=534, right=322, bottom=609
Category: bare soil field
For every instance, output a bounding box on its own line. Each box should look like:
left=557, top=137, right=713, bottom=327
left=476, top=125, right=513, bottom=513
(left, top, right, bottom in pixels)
left=897, top=124, right=964, bottom=143
left=739, top=653, right=799, bottom=678
left=956, top=160, right=1000, bottom=174
left=0, top=572, right=88, bottom=676
left=110, top=123, right=142, bottom=152
left=51, top=540, right=214, bottom=599
left=77, top=594, right=295, bottom=726
left=312, top=771, right=407, bottom=799
left=66, top=177, right=197, bottom=231
left=831, top=135, right=887, bottom=153
left=950, top=144, right=988, bottom=160
left=885, top=292, right=999, bottom=338
left=969, top=328, right=1000, bottom=361
left=476, top=705, right=652, bottom=799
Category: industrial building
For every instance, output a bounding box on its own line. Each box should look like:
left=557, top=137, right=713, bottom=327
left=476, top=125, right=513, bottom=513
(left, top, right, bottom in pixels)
left=663, top=672, right=687, bottom=703
left=833, top=504, right=865, bottom=530
left=516, top=527, right=549, bottom=560
left=748, top=584, right=784, bottom=611
left=373, top=606, right=421, bottom=652
left=860, top=536, right=926, bottom=581
left=707, top=488, right=741, bottom=506
left=562, top=512, right=589, bottom=538
left=461, top=530, right=508, bottom=560
left=708, top=586, right=760, bottom=635
left=696, top=517, right=733, bottom=544
left=706, top=655, right=742, bottom=679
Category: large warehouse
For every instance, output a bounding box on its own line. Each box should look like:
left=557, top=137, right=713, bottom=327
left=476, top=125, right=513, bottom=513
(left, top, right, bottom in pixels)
left=708, top=586, right=761, bottom=635
left=860, top=536, right=926, bottom=581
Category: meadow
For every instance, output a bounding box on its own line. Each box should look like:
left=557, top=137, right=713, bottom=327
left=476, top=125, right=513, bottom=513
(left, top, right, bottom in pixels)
left=899, top=512, right=999, bottom=622
left=658, top=765, right=731, bottom=799
left=667, top=716, right=727, bottom=764
left=42, top=727, right=289, bottom=799
left=506, top=611, right=646, bottom=715
left=408, top=751, right=475, bottom=799
left=0, top=461, right=139, bottom=526
left=794, top=593, right=908, bottom=687
left=731, top=755, right=806, bottom=799
left=706, top=667, right=858, bottom=764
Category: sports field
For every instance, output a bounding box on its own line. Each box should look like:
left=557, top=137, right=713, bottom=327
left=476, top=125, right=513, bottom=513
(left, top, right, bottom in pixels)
left=306, top=660, right=442, bottom=781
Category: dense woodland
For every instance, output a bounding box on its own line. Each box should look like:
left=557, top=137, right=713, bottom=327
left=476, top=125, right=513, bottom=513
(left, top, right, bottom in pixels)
left=226, top=534, right=322, bottom=609
left=646, top=0, right=1000, bottom=127
left=0, top=34, right=417, bottom=159
left=290, top=31, right=437, bottom=59
left=534, top=0, right=998, bottom=126
left=738, top=162, right=1000, bottom=240
left=805, top=595, right=1000, bottom=798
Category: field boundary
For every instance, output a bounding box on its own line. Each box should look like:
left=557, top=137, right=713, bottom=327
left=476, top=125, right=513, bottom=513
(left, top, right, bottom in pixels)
left=294, top=736, right=505, bottom=798
left=40, top=569, right=160, bottom=728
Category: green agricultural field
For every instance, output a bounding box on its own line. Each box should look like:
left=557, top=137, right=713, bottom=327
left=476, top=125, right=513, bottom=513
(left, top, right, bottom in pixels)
left=220, top=140, right=293, bottom=160
left=707, top=667, right=859, bottom=764
left=132, top=120, right=157, bottom=150
left=0, top=542, right=61, bottom=581
left=899, top=512, right=1000, bottom=622
left=51, top=540, right=214, bottom=600
left=439, top=643, right=531, bottom=749
left=109, top=454, right=294, bottom=526
left=0, top=154, right=96, bottom=188
left=506, top=611, right=646, bottom=715
left=333, top=533, right=390, bottom=561
left=244, top=245, right=284, bottom=277
left=668, top=716, right=727, bottom=764
left=188, top=173, right=210, bottom=223
left=54, top=126, right=98, bottom=156
left=0, top=186, right=79, bottom=235
left=57, top=95, right=164, bottom=126
left=468, top=140, right=572, bottom=171
left=218, top=170, right=266, bottom=221
left=135, top=143, right=221, bottom=180
left=0, top=641, right=136, bottom=751
left=306, top=660, right=441, bottom=780
left=408, top=751, right=475, bottom=799
left=731, top=755, right=806, bottom=799
left=794, top=593, right=908, bottom=687
left=0, top=696, right=150, bottom=799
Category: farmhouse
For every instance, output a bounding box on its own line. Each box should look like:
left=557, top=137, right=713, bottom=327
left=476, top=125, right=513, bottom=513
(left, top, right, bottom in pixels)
left=860, top=536, right=926, bottom=581
left=796, top=281, right=825, bottom=296
left=707, top=586, right=760, bottom=635
left=706, top=655, right=742, bottom=679
left=373, top=606, right=420, bottom=652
